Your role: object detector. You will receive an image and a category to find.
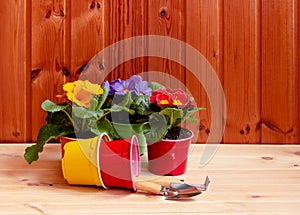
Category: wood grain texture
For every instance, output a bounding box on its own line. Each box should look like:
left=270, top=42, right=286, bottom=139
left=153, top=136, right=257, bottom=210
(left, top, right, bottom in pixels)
left=1, top=1, right=300, bottom=144
left=31, top=0, right=67, bottom=141
left=261, top=0, right=299, bottom=143
left=0, top=1, right=31, bottom=142
left=299, top=0, right=300, bottom=144
left=107, top=0, right=148, bottom=81
left=70, top=0, right=107, bottom=83
left=223, top=0, right=261, bottom=143
left=0, top=144, right=300, bottom=214
left=147, top=0, right=186, bottom=89
left=185, top=0, right=223, bottom=144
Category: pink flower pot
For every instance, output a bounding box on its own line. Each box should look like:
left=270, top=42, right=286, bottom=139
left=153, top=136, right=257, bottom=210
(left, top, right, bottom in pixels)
left=99, top=136, right=141, bottom=190
left=147, top=130, right=193, bottom=176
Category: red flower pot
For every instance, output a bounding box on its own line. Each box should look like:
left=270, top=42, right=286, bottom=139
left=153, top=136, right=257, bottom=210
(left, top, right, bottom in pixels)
left=99, top=136, right=141, bottom=190
left=147, top=130, right=193, bottom=176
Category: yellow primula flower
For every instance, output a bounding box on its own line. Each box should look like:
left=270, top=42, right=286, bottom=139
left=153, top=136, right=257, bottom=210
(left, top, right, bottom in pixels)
left=81, top=80, right=104, bottom=95
left=63, top=80, right=103, bottom=108
left=63, top=81, right=78, bottom=101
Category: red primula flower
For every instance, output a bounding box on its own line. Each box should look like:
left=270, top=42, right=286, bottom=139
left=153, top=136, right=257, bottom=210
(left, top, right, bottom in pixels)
left=150, top=88, right=190, bottom=108
left=150, top=89, right=171, bottom=107
left=169, top=89, right=190, bottom=108
left=156, top=94, right=171, bottom=107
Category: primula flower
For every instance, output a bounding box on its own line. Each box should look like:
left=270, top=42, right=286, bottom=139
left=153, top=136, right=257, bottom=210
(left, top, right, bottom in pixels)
left=131, top=75, right=152, bottom=96
left=150, top=88, right=189, bottom=108
left=169, top=89, right=190, bottom=108
left=156, top=93, right=171, bottom=107
left=107, top=79, right=124, bottom=95
left=150, top=89, right=173, bottom=107
left=63, top=81, right=78, bottom=101
left=63, top=80, right=103, bottom=108
left=114, top=78, right=135, bottom=95
left=107, top=75, right=152, bottom=97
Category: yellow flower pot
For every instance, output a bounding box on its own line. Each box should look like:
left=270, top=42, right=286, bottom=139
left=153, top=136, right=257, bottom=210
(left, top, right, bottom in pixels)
left=61, top=133, right=109, bottom=189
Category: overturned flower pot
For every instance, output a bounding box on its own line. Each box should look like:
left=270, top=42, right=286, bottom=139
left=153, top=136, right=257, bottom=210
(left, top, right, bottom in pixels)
left=61, top=133, right=140, bottom=190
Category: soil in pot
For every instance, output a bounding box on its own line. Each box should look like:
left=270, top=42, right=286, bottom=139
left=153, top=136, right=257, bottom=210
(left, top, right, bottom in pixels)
left=164, top=127, right=193, bottom=140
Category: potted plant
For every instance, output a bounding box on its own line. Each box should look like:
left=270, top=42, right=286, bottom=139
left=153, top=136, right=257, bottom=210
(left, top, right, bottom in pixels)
left=24, top=80, right=113, bottom=164
left=144, top=88, right=206, bottom=176
left=101, top=75, right=162, bottom=155
left=102, top=76, right=205, bottom=175
left=24, top=75, right=204, bottom=178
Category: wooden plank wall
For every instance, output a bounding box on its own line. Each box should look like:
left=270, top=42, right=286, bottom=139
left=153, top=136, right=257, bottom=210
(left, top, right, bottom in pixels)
left=0, top=0, right=299, bottom=144
left=0, top=1, right=31, bottom=142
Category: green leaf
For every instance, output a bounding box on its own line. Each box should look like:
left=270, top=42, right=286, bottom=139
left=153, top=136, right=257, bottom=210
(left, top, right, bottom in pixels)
left=96, top=86, right=109, bottom=110
left=150, top=82, right=166, bottom=91
left=144, top=113, right=168, bottom=143
left=46, top=109, right=71, bottom=125
left=181, top=107, right=206, bottom=123
left=89, top=98, right=98, bottom=110
left=160, top=108, right=183, bottom=127
left=111, top=104, right=135, bottom=115
left=24, top=124, right=74, bottom=164
left=188, top=107, right=206, bottom=112
left=133, top=95, right=152, bottom=116
left=186, top=115, right=198, bottom=123
left=90, top=119, right=114, bottom=139
left=73, top=106, right=103, bottom=119
left=41, top=100, right=68, bottom=112
left=112, top=92, right=133, bottom=107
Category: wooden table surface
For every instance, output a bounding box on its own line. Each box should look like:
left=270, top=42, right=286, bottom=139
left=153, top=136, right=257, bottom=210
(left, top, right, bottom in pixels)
left=0, top=144, right=300, bottom=215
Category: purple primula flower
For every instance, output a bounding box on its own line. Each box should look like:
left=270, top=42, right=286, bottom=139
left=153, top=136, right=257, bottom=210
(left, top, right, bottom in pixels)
left=114, top=78, right=135, bottom=95
left=102, top=81, right=110, bottom=88
left=129, top=75, right=152, bottom=96
left=129, top=75, right=143, bottom=84
left=109, top=79, right=124, bottom=95
left=134, top=80, right=152, bottom=96
left=108, top=75, right=152, bottom=96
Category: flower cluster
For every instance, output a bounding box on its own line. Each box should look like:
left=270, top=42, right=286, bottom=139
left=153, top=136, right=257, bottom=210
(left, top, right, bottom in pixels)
left=104, top=75, right=152, bottom=97
left=102, top=75, right=154, bottom=125
left=24, top=75, right=205, bottom=164
left=143, top=87, right=202, bottom=143
left=24, top=80, right=111, bottom=164
left=150, top=88, right=190, bottom=108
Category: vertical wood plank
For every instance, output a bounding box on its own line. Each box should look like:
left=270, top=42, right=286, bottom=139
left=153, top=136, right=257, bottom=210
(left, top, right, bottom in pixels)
left=261, top=0, right=299, bottom=144
left=299, top=0, right=300, bottom=144
left=0, top=1, right=31, bottom=142
left=223, top=0, right=261, bottom=143
left=185, top=0, right=223, bottom=143
left=132, top=0, right=148, bottom=76
left=70, top=0, right=107, bottom=83
left=31, top=0, right=67, bottom=141
left=147, top=0, right=186, bottom=89
left=107, top=0, right=147, bottom=81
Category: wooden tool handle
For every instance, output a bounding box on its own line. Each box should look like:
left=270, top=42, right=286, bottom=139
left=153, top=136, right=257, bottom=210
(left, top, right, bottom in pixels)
left=135, top=181, right=162, bottom=195
left=148, top=177, right=183, bottom=188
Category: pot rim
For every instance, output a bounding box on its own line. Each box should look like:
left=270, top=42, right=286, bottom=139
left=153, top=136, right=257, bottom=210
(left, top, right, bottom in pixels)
left=161, top=128, right=194, bottom=142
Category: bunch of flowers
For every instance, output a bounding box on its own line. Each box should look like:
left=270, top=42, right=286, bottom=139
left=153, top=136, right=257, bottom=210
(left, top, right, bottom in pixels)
left=144, top=88, right=204, bottom=143
left=24, top=75, right=204, bottom=164
left=102, top=75, right=155, bottom=125
left=24, top=80, right=112, bottom=164
left=102, top=75, right=204, bottom=143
